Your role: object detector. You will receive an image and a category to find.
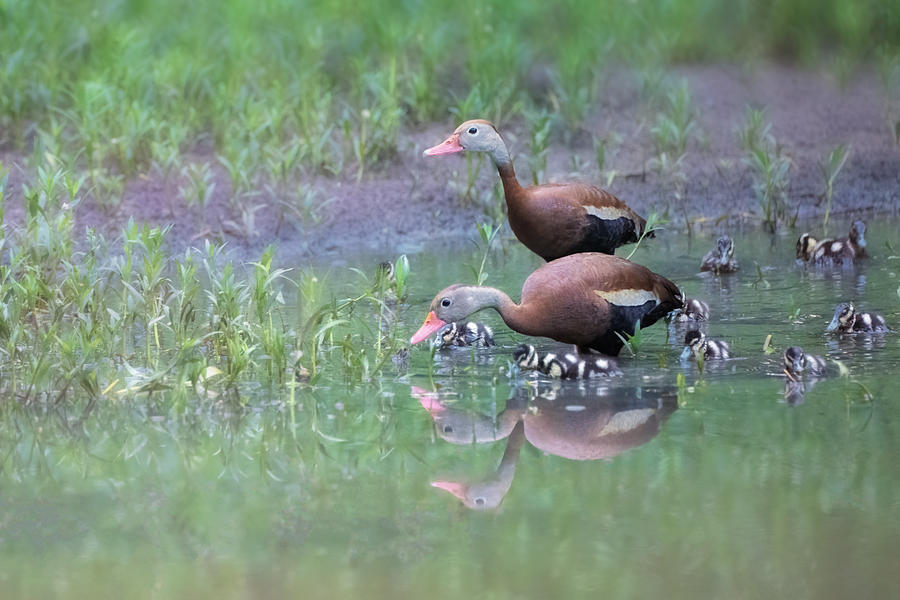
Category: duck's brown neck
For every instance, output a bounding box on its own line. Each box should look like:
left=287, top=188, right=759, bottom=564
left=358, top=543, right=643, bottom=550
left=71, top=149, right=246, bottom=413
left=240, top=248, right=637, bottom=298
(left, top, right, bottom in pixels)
left=472, top=286, right=537, bottom=337
left=490, top=144, right=524, bottom=202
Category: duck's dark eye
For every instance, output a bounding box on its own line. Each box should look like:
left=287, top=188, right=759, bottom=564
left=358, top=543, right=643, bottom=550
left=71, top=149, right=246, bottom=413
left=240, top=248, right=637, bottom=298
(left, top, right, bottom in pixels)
left=442, top=425, right=453, bottom=433
left=441, top=298, right=451, bottom=307
left=468, top=127, right=478, bottom=135
left=474, top=497, right=486, bottom=506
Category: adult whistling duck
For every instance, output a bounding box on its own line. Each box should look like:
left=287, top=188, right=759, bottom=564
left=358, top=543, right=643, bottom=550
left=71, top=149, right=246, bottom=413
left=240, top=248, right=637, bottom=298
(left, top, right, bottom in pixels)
left=434, top=321, right=495, bottom=349
left=410, top=253, right=682, bottom=356
left=513, top=344, right=621, bottom=379
left=806, top=220, right=868, bottom=265
left=424, top=119, right=649, bottom=260
left=700, top=235, right=739, bottom=274
left=680, top=330, right=731, bottom=360
left=783, top=346, right=826, bottom=381
left=826, top=302, right=889, bottom=333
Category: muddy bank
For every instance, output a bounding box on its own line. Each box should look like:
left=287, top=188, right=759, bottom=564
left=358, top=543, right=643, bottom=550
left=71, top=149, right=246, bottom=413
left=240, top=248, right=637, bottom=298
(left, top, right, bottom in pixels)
left=2, top=64, right=898, bottom=265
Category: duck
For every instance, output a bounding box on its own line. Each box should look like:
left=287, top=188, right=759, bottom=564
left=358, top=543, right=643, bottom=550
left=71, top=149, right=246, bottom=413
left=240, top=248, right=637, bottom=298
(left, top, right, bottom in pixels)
left=513, top=344, right=621, bottom=379
left=700, top=235, right=739, bottom=273
left=434, top=321, right=495, bottom=348
left=782, top=346, right=826, bottom=381
left=409, top=253, right=683, bottom=356
left=668, top=297, right=710, bottom=322
left=807, top=220, right=868, bottom=265
left=431, top=421, right=526, bottom=511
left=424, top=119, right=649, bottom=261
left=795, top=233, right=818, bottom=261
left=680, top=330, right=731, bottom=360
left=826, top=302, right=889, bottom=333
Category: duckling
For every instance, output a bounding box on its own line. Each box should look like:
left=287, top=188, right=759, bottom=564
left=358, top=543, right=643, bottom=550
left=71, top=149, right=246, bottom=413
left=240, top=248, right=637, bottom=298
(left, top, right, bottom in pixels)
left=795, top=233, right=818, bottom=261
left=700, top=235, right=738, bottom=274
left=513, top=343, right=541, bottom=370
left=782, top=346, right=826, bottom=382
left=543, top=352, right=622, bottom=379
left=669, top=298, right=710, bottom=322
left=376, top=261, right=394, bottom=282
left=435, top=321, right=495, bottom=348
left=826, top=302, right=889, bottom=333
left=809, top=220, right=868, bottom=265
left=513, top=344, right=621, bottom=379
left=680, top=330, right=731, bottom=361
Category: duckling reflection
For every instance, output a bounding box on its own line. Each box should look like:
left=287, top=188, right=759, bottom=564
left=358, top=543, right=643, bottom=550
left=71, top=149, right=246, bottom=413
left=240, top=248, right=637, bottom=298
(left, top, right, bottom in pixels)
left=783, top=379, right=820, bottom=406
left=416, top=383, right=677, bottom=510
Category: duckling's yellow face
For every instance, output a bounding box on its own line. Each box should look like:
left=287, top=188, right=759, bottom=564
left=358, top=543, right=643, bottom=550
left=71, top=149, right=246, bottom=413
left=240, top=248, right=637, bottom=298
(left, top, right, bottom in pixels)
left=513, top=344, right=538, bottom=370
left=826, top=302, right=855, bottom=332
left=438, top=322, right=459, bottom=344
left=717, top=236, right=734, bottom=260
left=783, top=346, right=805, bottom=378
left=796, top=234, right=817, bottom=259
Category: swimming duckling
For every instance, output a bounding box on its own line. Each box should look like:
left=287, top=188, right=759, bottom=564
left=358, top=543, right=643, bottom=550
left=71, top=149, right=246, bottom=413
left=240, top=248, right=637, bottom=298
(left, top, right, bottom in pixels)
left=680, top=330, right=731, bottom=361
left=700, top=235, right=739, bottom=274
left=808, top=220, right=868, bottom=265
left=782, top=346, right=826, bottom=382
left=796, top=233, right=818, bottom=261
left=513, top=344, right=621, bottom=379
left=669, top=298, right=710, bottom=322
left=435, top=321, right=495, bottom=348
left=376, top=261, right=394, bottom=282
left=826, top=302, right=889, bottom=333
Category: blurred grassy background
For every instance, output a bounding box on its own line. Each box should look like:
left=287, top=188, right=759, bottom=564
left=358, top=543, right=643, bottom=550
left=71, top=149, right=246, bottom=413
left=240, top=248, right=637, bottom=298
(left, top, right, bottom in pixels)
left=2, top=0, right=898, bottom=177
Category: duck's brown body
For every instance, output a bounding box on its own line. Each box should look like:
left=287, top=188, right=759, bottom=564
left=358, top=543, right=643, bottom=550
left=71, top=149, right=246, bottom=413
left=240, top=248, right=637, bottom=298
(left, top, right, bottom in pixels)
left=411, top=253, right=683, bottom=356
left=426, top=119, right=647, bottom=261
left=499, top=164, right=646, bottom=260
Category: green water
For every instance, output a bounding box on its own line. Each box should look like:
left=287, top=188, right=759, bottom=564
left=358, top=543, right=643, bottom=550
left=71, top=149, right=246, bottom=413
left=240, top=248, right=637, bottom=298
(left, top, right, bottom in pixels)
left=2, top=218, right=899, bottom=599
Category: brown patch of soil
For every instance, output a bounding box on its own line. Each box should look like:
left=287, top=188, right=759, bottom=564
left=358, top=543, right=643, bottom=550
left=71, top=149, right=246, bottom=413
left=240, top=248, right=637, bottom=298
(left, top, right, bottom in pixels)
left=2, top=65, right=898, bottom=264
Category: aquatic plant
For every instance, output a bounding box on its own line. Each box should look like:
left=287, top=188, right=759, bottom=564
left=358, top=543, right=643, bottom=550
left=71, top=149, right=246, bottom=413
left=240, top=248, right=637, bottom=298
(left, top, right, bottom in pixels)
left=818, top=144, right=850, bottom=232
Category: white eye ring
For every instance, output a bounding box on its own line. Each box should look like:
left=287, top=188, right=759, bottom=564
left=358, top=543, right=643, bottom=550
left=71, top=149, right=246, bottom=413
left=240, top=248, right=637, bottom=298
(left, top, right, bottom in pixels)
left=441, top=298, right=451, bottom=307
left=467, top=127, right=477, bottom=135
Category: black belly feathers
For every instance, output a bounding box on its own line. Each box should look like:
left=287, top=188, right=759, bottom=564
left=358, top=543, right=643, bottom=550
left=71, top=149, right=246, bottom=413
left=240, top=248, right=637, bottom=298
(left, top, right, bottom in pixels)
left=581, top=215, right=644, bottom=255
left=513, top=344, right=621, bottom=379
left=435, top=321, right=496, bottom=348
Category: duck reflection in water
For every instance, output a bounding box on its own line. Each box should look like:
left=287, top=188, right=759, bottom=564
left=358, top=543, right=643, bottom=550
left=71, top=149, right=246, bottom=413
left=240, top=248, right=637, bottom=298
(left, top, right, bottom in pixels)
left=412, top=383, right=677, bottom=510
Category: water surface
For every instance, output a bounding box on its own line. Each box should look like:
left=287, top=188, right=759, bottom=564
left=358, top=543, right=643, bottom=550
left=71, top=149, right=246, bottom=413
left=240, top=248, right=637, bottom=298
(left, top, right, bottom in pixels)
left=2, top=218, right=899, bottom=599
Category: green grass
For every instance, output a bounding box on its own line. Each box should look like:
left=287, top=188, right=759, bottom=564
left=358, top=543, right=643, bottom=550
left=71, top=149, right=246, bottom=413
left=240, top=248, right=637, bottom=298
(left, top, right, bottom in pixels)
left=0, top=160, right=414, bottom=402
left=2, top=0, right=898, bottom=178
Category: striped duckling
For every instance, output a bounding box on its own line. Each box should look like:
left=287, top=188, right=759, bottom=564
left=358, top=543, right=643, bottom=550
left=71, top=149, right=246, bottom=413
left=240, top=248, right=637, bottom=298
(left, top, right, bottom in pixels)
left=826, top=302, right=889, bottom=333
left=434, top=321, right=496, bottom=348
left=680, top=330, right=731, bottom=361
left=807, top=220, right=868, bottom=265
left=700, top=235, right=739, bottom=274
left=513, top=344, right=621, bottom=379
left=669, top=298, right=710, bottom=323
left=782, top=346, right=826, bottom=382
left=795, top=233, right=818, bottom=262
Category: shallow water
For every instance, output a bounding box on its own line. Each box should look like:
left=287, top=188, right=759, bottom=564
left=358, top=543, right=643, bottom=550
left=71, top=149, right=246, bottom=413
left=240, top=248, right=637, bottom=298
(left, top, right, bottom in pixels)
left=2, top=217, right=899, bottom=599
